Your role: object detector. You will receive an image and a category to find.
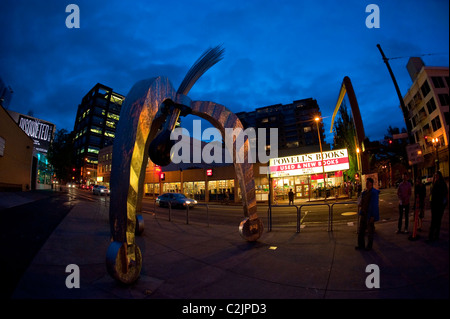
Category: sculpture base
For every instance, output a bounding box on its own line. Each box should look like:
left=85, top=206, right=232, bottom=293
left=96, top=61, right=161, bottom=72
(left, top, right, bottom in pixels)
left=106, top=242, right=142, bottom=284
left=239, top=217, right=264, bottom=242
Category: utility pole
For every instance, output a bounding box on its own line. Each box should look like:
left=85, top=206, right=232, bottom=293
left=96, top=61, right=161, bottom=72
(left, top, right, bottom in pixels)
left=377, top=44, right=417, bottom=179
left=376, top=44, right=414, bottom=145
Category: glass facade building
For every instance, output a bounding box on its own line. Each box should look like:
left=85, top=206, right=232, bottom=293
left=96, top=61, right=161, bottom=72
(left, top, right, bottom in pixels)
left=72, top=83, right=124, bottom=185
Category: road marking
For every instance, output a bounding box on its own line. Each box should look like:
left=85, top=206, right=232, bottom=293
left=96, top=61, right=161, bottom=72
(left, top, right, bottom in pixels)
left=341, top=212, right=357, bottom=216
left=300, top=211, right=308, bottom=224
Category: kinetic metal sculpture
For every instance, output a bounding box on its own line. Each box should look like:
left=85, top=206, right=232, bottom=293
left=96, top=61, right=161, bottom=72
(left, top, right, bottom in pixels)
left=106, top=46, right=263, bottom=284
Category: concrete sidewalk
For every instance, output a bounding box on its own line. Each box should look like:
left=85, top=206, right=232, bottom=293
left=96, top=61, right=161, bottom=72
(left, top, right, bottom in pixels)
left=12, top=195, right=449, bottom=300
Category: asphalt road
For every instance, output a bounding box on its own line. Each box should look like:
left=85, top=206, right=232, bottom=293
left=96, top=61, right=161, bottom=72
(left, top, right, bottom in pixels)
left=67, top=185, right=416, bottom=230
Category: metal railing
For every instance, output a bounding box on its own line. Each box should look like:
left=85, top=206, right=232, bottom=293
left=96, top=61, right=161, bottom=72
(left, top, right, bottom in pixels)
left=153, top=200, right=210, bottom=227
left=267, top=204, right=300, bottom=232
left=297, top=203, right=331, bottom=233
left=329, top=201, right=359, bottom=231
left=267, top=201, right=359, bottom=233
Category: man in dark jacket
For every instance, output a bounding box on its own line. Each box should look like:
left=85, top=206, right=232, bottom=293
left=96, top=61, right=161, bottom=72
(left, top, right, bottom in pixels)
left=356, top=178, right=380, bottom=251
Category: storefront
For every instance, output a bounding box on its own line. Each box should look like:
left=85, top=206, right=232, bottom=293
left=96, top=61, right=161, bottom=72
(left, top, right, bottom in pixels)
left=269, top=148, right=349, bottom=200
left=7, top=110, right=55, bottom=190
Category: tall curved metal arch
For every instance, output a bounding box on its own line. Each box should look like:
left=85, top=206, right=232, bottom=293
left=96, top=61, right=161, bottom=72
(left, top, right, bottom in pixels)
left=330, top=76, right=369, bottom=174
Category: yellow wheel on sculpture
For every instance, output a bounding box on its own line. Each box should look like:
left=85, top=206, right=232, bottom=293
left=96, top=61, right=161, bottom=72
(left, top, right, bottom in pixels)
left=106, top=242, right=142, bottom=284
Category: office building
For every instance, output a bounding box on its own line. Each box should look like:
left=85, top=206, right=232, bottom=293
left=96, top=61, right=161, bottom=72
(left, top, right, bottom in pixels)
left=236, top=98, right=330, bottom=157
left=72, top=83, right=124, bottom=184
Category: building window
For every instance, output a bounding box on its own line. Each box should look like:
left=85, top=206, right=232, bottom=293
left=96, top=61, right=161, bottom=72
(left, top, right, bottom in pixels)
left=87, top=146, right=100, bottom=154
left=104, top=131, right=115, bottom=138
left=88, top=135, right=101, bottom=145
left=0, top=136, right=5, bottom=156
left=411, top=116, right=417, bottom=128
left=422, top=123, right=431, bottom=136
left=90, top=126, right=102, bottom=134
left=438, top=94, right=450, bottom=106
left=107, top=112, right=120, bottom=121
left=92, top=115, right=104, bottom=126
left=426, top=97, right=437, bottom=114
left=106, top=120, right=116, bottom=129
left=93, top=107, right=106, bottom=116
left=432, top=76, right=445, bottom=89
left=431, top=116, right=442, bottom=132
left=420, top=80, right=431, bottom=98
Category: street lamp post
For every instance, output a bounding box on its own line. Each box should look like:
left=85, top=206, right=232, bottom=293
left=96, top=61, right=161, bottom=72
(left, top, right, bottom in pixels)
left=315, top=117, right=327, bottom=200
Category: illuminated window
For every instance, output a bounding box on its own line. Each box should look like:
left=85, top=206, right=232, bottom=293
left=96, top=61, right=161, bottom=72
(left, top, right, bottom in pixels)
left=106, top=120, right=116, bottom=129
left=107, top=113, right=120, bottom=121
left=104, top=131, right=115, bottom=138
left=90, top=126, right=102, bottom=134
left=88, top=146, right=100, bottom=154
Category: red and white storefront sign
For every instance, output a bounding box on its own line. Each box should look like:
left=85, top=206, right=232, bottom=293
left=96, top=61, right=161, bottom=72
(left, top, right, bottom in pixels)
left=269, top=149, right=349, bottom=177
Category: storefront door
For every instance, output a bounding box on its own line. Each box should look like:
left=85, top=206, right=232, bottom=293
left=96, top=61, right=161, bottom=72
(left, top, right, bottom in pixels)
left=295, top=184, right=309, bottom=199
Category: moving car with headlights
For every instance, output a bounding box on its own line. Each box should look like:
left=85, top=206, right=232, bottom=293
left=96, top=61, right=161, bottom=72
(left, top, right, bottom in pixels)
left=156, top=193, right=197, bottom=208
left=93, top=185, right=110, bottom=196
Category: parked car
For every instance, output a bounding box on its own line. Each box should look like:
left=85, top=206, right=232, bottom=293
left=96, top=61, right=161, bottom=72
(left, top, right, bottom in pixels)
left=156, top=193, right=197, bottom=208
left=93, top=185, right=110, bottom=196
left=421, top=175, right=433, bottom=185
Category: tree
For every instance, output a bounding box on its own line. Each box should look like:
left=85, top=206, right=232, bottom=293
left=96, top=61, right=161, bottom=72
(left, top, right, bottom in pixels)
left=374, top=126, right=409, bottom=165
left=47, top=129, right=75, bottom=183
left=332, top=100, right=358, bottom=182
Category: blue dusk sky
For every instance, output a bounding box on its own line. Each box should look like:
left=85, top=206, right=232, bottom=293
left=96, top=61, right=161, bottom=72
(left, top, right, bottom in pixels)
left=1, top=0, right=448, bottom=145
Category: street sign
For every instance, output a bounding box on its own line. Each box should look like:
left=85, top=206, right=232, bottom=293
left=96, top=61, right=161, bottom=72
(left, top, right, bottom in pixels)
left=406, top=143, right=424, bottom=166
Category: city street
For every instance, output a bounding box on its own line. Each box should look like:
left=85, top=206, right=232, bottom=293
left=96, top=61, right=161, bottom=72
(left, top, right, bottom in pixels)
left=0, top=184, right=435, bottom=300
left=5, top=184, right=448, bottom=303
left=65, top=185, right=412, bottom=230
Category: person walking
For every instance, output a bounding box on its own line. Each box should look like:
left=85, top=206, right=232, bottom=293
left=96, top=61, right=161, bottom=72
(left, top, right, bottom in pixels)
left=288, top=188, right=294, bottom=205
left=356, top=177, right=380, bottom=251
left=414, top=177, right=426, bottom=231
left=427, top=171, right=448, bottom=242
left=397, top=173, right=412, bottom=234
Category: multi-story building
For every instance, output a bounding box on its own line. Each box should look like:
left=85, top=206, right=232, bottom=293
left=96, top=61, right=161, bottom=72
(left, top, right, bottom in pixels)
left=72, top=83, right=124, bottom=185
left=403, top=57, right=449, bottom=178
left=236, top=98, right=330, bottom=157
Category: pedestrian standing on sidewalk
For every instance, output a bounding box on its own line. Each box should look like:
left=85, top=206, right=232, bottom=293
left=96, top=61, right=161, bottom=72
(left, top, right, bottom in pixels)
left=356, top=177, right=380, bottom=251
left=414, top=177, right=426, bottom=231
left=288, top=188, right=294, bottom=205
left=427, top=171, right=448, bottom=242
left=397, top=173, right=412, bottom=234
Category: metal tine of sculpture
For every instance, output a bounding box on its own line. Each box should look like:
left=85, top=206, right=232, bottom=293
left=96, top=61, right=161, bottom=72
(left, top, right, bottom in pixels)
left=106, top=45, right=263, bottom=284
